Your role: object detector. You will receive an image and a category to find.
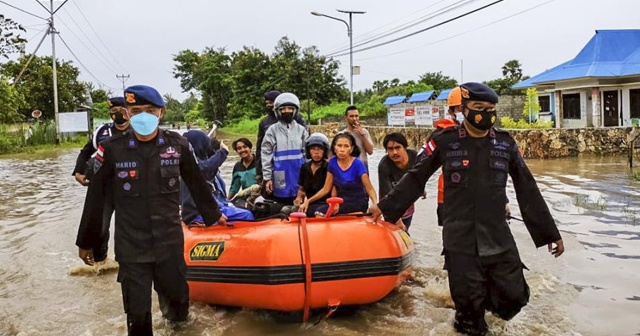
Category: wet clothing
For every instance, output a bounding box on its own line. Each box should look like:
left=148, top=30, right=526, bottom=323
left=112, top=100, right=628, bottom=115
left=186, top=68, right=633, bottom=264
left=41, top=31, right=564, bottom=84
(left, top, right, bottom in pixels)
left=342, top=128, right=373, bottom=170
left=255, top=112, right=306, bottom=182
left=261, top=120, right=308, bottom=201
left=317, top=157, right=368, bottom=215
left=378, top=149, right=418, bottom=229
left=298, top=160, right=329, bottom=216
left=229, top=155, right=258, bottom=197
left=73, top=122, right=127, bottom=262
left=76, top=130, right=221, bottom=336
left=377, top=125, right=561, bottom=324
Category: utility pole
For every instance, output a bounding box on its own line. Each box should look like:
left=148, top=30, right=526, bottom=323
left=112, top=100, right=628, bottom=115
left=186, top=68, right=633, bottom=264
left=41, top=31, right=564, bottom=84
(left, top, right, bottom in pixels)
left=460, top=59, right=464, bottom=84
left=50, top=0, right=60, bottom=144
left=116, top=74, right=130, bottom=90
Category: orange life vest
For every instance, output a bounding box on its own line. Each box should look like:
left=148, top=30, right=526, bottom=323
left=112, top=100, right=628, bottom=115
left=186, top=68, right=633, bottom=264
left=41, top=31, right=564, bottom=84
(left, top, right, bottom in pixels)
left=433, top=119, right=458, bottom=204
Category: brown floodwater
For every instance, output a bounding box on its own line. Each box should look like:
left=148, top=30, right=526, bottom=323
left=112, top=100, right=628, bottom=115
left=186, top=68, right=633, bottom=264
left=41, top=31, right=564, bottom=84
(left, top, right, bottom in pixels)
left=0, top=146, right=638, bottom=336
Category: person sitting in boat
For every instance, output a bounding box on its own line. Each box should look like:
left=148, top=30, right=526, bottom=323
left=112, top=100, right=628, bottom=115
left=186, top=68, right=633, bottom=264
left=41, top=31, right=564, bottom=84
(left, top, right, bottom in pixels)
left=261, top=92, right=308, bottom=209
left=291, top=133, right=331, bottom=216
left=181, top=130, right=254, bottom=222
left=228, top=137, right=260, bottom=208
left=299, top=132, right=377, bottom=216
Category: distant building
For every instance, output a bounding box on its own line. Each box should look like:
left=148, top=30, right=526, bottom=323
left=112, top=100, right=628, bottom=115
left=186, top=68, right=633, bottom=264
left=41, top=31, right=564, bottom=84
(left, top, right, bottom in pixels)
left=514, top=29, right=640, bottom=128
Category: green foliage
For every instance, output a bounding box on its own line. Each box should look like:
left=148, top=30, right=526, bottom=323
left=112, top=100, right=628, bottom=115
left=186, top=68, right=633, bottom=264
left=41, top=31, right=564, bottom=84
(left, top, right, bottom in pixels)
left=309, top=102, right=351, bottom=124
left=91, top=101, right=110, bottom=119
left=90, top=89, right=110, bottom=104
left=418, top=71, right=458, bottom=92
left=0, top=121, right=82, bottom=154
left=522, top=87, right=541, bottom=121
left=163, top=93, right=199, bottom=123
left=484, top=59, right=529, bottom=96
left=221, top=118, right=260, bottom=135
left=172, top=37, right=345, bottom=123
left=632, top=171, right=640, bottom=182
left=0, top=15, right=26, bottom=59
left=0, top=75, right=25, bottom=123
left=1, top=55, right=88, bottom=119
left=500, top=116, right=553, bottom=129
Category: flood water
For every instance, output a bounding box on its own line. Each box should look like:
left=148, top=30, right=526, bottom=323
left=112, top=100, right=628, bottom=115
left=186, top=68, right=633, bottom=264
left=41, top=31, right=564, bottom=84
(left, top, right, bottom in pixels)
left=0, top=144, right=639, bottom=336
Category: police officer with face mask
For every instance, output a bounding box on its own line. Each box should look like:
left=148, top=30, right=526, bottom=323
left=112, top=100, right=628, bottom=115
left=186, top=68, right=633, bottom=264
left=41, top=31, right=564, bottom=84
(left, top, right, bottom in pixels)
left=76, top=85, right=227, bottom=336
left=72, top=97, right=130, bottom=264
left=370, top=82, right=565, bottom=336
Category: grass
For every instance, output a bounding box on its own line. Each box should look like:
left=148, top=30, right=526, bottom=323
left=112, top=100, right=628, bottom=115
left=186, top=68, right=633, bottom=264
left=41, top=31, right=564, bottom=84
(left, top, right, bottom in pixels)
left=220, top=118, right=260, bottom=136
left=573, top=193, right=608, bottom=210
left=0, top=121, right=85, bottom=155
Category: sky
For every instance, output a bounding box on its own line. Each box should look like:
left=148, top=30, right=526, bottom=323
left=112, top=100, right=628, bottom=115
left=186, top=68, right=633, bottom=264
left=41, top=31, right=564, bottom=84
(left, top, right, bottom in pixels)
left=2, top=0, right=639, bottom=101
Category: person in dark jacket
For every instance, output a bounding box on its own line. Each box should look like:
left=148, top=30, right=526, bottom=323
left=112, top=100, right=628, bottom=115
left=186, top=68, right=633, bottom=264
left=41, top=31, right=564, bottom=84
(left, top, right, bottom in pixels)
left=378, top=132, right=420, bottom=230
left=292, top=133, right=331, bottom=216
left=255, top=90, right=306, bottom=188
left=181, top=130, right=254, bottom=222
left=370, top=82, right=565, bottom=336
left=76, top=85, right=226, bottom=336
left=72, top=97, right=129, bottom=264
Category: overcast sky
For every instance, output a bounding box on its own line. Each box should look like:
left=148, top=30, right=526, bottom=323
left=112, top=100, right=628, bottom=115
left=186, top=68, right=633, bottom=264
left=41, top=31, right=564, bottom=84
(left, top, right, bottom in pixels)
left=2, top=0, right=639, bottom=100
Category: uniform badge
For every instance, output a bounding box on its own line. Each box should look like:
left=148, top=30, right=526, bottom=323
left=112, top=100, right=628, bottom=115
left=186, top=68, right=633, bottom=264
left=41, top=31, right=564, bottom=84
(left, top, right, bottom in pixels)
left=168, top=177, right=177, bottom=187
left=451, top=172, right=462, bottom=183
left=125, top=93, right=136, bottom=104
left=474, top=114, right=483, bottom=123
left=462, top=160, right=469, bottom=167
left=158, top=137, right=165, bottom=145
left=123, top=182, right=131, bottom=191
left=449, top=142, right=460, bottom=149
left=118, top=171, right=128, bottom=178
left=129, top=170, right=137, bottom=178
left=451, top=160, right=462, bottom=168
left=460, top=87, right=469, bottom=99
left=128, top=139, right=136, bottom=148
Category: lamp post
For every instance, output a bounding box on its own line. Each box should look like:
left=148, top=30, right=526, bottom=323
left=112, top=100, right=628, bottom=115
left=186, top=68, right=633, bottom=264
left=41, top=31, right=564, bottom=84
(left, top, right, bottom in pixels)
left=311, top=9, right=365, bottom=105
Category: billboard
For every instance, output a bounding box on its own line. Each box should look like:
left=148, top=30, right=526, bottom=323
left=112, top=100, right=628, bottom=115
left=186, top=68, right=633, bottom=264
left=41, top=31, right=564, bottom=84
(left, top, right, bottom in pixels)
left=415, top=105, right=433, bottom=126
left=388, top=107, right=405, bottom=126
left=59, top=112, right=89, bottom=132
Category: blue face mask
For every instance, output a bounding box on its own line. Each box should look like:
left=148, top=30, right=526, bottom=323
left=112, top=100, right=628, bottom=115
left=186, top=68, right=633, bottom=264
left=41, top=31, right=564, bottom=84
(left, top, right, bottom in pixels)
left=130, top=112, right=159, bottom=136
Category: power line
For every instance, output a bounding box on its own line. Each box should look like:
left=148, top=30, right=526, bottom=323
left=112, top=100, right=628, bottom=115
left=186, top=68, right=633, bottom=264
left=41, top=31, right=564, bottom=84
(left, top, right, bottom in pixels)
left=330, top=0, right=505, bottom=58
left=33, top=0, right=50, bottom=13
left=55, top=15, right=119, bottom=74
left=0, top=0, right=47, bottom=20
left=26, top=27, right=47, bottom=42
left=58, top=8, right=120, bottom=73
left=71, top=0, right=126, bottom=73
left=323, top=0, right=451, bottom=55
left=327, top=0, right=480, bottom=57
left=356, top=0, right=555, bottom=62
left=58, top=33, right=117, bottom=91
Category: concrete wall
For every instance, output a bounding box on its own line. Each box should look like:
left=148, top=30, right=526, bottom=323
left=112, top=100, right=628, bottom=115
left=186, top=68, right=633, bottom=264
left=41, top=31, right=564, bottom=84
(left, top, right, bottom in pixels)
left=309, top=124, right=637, bottom=159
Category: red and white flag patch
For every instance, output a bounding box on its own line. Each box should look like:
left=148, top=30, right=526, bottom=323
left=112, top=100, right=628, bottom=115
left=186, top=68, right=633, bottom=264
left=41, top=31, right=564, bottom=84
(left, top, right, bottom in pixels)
left=426, top=139, right=437, bottom=156
left=95, top=144, right=105, bottom=162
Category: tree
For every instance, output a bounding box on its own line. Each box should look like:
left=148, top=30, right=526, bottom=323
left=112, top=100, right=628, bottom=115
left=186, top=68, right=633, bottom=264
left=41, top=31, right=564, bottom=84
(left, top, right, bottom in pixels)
left=484, top=60, right=528, bottom=96
left=90, top=88, right=110, bottom=104
left=418, top=71, right=458, bottom=92
left=0, top=75, right=25, bottom=123
left=1, top=55, right=89, bottom=119
left=522, top=87, right=541, bottom=122
left=0, top=15, right=26, bottom=59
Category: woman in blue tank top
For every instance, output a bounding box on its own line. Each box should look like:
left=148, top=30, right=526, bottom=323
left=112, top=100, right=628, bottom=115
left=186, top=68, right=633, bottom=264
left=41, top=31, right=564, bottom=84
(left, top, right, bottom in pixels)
left=300, top=132, right=377, bottom=215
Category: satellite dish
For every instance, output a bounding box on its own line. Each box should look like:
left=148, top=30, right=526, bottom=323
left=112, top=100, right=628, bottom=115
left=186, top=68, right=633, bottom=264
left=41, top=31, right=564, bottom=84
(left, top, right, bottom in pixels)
left=31, top=110, right=42, bottom=118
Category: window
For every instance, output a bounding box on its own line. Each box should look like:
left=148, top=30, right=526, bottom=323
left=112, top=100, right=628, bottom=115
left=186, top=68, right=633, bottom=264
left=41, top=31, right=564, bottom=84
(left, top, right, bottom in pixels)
left=538, top=95, right=551, bottom=112
left=562, top=93, right=581, bottom=119
left=631, top=89, right=640, bottom=119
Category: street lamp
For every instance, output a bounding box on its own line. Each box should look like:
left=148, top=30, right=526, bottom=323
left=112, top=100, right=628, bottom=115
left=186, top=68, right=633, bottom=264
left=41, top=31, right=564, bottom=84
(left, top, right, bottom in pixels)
left=311, top=9, right=366, bottom=105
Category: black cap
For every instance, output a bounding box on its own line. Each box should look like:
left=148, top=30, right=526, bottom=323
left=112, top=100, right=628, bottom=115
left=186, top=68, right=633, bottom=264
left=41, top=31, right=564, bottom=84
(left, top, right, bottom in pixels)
left=264, top=90, right=281, bottom=102
left=460, top=82, right=499, bottom=104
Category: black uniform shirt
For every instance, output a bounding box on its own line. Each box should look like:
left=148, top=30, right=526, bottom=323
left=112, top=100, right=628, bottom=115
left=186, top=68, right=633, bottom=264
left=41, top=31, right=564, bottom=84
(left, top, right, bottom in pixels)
left=72, top=123, right=127, bottom=175
left=378, top=126, right=561, bottom=257
left=298, top=160, right=328, bottom=205
left=76, top=130, right=222, bottom=263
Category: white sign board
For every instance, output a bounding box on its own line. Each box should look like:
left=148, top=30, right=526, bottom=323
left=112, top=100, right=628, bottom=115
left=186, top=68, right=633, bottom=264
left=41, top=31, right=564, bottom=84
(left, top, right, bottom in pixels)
left=414, top=105, right=433, bottom=126
left=388, top=107, right=405, bottom=126
left=431, top=106, right=441, bottom=122
left=59, top=112, right=89, bottom=132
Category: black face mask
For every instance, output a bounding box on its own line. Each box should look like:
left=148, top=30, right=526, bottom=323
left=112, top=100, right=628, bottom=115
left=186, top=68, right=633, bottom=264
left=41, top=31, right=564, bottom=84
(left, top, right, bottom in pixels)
left=266, top=106, right=274, bottom=114
left=280, top=112, right=294, bottom=123
left=464, top=108, right=496, bottom=131
left=111, top=111, right=128, bottom=125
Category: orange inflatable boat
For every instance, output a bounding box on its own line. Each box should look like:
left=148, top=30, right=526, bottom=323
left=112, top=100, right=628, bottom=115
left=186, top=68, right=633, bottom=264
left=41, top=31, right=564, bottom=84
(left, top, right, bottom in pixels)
left=183, top=199, right=415, bottom=321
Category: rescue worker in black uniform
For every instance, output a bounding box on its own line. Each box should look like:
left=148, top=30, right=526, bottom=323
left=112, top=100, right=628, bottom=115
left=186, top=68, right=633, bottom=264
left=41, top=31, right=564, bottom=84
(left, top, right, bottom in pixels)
left=255, top=90, right=306, bottom=189
left=76, top=85, right=227, bottom=336
left=370, top=82, right=565, bottom=336
left=72, top=97, right=130, bottom=264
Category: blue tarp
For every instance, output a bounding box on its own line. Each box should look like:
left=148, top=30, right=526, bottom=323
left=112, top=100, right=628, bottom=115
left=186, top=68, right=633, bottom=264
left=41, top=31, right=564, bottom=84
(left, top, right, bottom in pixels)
left=407, top=90, right=435, bottom=103
left=436, top=88, right=453, bottom=100
left=383, top=95, right=406, bottom=106
left=514, top=30, right=640, bottom=89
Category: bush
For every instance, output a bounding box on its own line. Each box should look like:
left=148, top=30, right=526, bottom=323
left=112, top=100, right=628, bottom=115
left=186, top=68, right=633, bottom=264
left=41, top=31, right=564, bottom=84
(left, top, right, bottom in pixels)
left=221, top=118, right=260, bottom=135
left=500, top=116, right=553, bottom=129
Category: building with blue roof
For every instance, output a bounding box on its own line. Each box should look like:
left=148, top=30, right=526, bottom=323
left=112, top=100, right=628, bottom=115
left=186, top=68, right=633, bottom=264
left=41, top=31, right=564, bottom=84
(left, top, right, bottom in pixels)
left=383, top=95, right=406, bottom=106
left=513, top=29, right=640, bottom=128
left=436, top=89, right=454, bottom=101
left=407, top=91, right=435, bottom=103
